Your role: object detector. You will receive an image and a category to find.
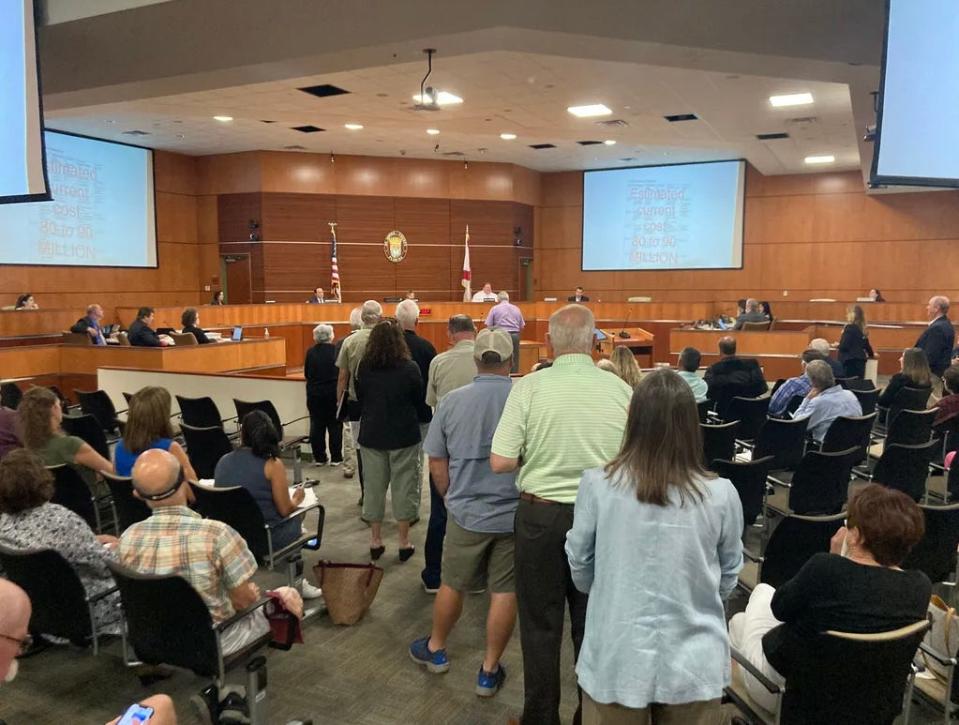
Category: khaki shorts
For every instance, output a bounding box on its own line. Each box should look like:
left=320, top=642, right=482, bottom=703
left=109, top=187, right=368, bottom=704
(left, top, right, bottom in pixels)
left=441, top=518, right=515, bottom=593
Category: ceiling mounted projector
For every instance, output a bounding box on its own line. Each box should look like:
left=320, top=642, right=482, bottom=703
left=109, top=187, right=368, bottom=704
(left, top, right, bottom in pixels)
left=413, top=49, right=441, bottom=111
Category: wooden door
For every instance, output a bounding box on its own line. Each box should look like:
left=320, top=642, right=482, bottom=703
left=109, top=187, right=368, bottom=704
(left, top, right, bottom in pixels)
left=222, top=255, right=252, bottom=304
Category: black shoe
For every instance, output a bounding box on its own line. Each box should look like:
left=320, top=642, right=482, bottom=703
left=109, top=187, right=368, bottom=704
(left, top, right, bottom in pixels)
left=370, top=545, right=385, bottom=561
left=399, top=545, right=416, bottom=562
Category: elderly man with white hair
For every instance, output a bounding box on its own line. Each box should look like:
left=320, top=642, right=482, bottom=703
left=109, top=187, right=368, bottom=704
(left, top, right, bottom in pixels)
left=305, top=323, right=342, bottom=467
left=491, top=304, right=632, bottom=725
left=793, top=359, right=862, bottom=443
left=916, top=295, right=955, bottom=391
left=808, top=337, right=845, bottom=380
left=396, top=298, right=437, bottom=455
left=336, top=300, right=383, bottom=492
left=485, top=291, right=525, bottom=373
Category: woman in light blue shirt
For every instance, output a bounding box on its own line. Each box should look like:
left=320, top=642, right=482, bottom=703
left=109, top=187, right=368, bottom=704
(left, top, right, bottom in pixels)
left=566, top=368, right=743, bottom=724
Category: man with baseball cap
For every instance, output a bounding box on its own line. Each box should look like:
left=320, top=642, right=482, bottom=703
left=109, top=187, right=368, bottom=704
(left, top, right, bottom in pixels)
left=409, top=328, right=519, bottom=698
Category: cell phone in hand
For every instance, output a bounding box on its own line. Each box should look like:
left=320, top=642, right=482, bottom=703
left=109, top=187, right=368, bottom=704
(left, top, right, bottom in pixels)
left=118, top=703, right=155, bottom=724
left=303, top=536, right=320, bottom=550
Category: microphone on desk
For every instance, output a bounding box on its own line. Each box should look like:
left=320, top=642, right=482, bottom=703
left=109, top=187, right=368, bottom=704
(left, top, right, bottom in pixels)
left=618, top=305, right=632, bottom=339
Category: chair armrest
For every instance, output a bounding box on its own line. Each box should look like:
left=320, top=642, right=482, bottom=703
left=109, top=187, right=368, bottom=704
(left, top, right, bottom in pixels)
left=730, top=645, right=784, bottom=696
left=268, top=503, right=326, bottom=561
left=919, top=640, right=959, bottom=668
left=274, top=501, right=321, bottom=525
left=85, top=584, right=119, bottom=603
left=742, top=546, right=763, bottom=564
left=281, top=415, right=310, bottom=427
left=115, top=408, right=128, bottom=416
left=214, top=596, right=272, bottom=632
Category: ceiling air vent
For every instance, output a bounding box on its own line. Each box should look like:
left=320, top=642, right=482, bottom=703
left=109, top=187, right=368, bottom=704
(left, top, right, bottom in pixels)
left=596, top=119, right=629, bottom=128
left=283, top=145, right=307, bottom=150
left=664, top=113, right=698, bottom=122
left=122, top=129, right=150, bottom=136
left=529, top=143, right=556, bottom=150
left=442, top=151, right=466, bottom=157
left=291, top=125, right=325, bottom=133
left=577, top=140, right=603, bottom=146
left=756, top=132, right=790, bottom=140
left=297, top=84, right=350, bottom=98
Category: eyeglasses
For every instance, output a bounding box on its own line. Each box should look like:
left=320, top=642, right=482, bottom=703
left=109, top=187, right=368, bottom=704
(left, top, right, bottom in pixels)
left=0, top=632, right=33, bottom=656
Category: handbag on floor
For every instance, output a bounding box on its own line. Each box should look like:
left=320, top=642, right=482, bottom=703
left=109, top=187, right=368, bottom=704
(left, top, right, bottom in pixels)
left=313, top=561, right=384, bottom=625
left=922, top=594, right=959, bottom=682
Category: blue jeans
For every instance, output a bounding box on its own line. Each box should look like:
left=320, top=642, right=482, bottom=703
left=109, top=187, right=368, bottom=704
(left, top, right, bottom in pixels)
left=420, top=474, right=447, bottom=588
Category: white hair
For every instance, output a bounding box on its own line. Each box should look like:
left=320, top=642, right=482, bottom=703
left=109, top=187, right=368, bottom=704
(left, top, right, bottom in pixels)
left=805, top=359, right=834, bottom=390
left=395, top=299, right=420, bottom=329
left=931, top=295, right=950, bottom=314
left=497, top=290, right=510, bottom=302
left=809, top=338, right=831, bottom=354
left=348, top=307, right=363, bottom=330
left=360, top=300, right=382, bottom=327
left=313, top=323, right=334, bottom=344
left=548, top=304, right=595, bottom=355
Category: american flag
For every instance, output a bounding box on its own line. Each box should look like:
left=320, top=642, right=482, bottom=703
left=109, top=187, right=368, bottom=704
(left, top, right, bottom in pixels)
left=329, top=222, right=341, bottom=302
left=461, top=225, right=472, bottom=302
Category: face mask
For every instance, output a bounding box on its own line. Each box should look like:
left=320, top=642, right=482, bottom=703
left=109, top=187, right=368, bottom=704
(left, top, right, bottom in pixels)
left=3, top=657, right=18, bottom=683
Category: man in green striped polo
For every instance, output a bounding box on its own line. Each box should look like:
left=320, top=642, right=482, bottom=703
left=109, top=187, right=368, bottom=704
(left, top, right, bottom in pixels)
left=491, top=304, right=632, bottom=725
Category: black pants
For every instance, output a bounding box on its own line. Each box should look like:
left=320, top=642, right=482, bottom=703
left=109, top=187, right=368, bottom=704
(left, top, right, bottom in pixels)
left=420, top=474, right=447, bottom=589
left=514, top=498, right=588, bottom=725
left=842, top=358, right=866, bottom=379
left=307, top=394, right=342, bottom=464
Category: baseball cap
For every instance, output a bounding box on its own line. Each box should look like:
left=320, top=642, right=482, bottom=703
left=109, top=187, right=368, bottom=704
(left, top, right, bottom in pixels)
left=474, top=328, right=513, bottom=362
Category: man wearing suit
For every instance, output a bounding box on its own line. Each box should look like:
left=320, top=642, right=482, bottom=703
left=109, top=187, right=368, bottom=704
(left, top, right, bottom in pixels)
left=567, top=286, right=590, bottom=303
left=127, top=307, right=167, bottom=347
left=733, top=298, right=768, bottom=330
left=307, top=287, right=325, bottom=304
left=704, top=336, right=767, bottom=419
left=916, top=295, right=955, bottom=394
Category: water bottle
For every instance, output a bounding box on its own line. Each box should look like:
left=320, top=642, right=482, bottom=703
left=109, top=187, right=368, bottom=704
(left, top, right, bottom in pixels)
left=264, top=327, right=270, bottom=339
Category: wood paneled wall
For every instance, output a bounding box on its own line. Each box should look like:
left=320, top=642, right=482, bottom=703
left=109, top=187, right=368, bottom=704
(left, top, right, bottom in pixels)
left=535, top=166, right=959, bottom=304
left=0, top=151, right=218, bottom=311
left=205, top=152, right=538, bottom=303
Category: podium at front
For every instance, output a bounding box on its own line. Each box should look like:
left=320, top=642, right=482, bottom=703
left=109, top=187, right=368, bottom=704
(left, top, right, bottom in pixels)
left=598, top=327, right=655, bottom=367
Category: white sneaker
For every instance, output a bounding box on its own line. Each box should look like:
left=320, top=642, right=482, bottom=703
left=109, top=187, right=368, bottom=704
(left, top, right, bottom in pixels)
left=300, top=580, right=324, bottom=600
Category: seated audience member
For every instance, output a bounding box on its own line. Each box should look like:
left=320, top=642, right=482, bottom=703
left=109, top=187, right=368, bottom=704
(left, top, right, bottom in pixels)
left=410, top=329, right=519, bottom=697
left=304, top=323, right=342, bottom=466
left=809, top=338, right=845, bottom=379
left=567, top=286, right=590, bottom=303
left=792, top=360, right=862, bottom=442
left=566, top=369, right=743, bottom=722
left=119, top=450, right=272, bottom=655
left=596, top=358, right=618, bottom=374
left=356, top=319, right=423, bottom=561
left=0, top=403, right=21, bottom=459
left=70, top=304, right=107, bottom=345
left=127, top=307, right=167, bottom=347
left=760, top=300, right=774, bottom=322
left=306, top=287, right=325, bottom=304
left=677, top=347, right=708, bottom=403
left=878, top=346, right=933, bottom=409
left=180, top=307, right=211, bottom=344
left=768, top=349, right=821, bottom=417
left=610, top=346, right=643, bottom=389
left=0, top=449, right=122, bottom=634
left=935, top=365, right=959, bottom=425
left=704, top=336, right=767, bottom=417
left=735, top=298, right=747, bottom=317
left=472, top=283, right=496, bottom=303
left=405, top=290, right=417, bottom=300
left=868, top=288, right=885, bottom=302
left=14, top=294, right=38, bottom=310
left=733, top=298, right=767, bottom=330
left=114, top=387, right=197, bottom=483
left=729, top=484, right=930, bottom=714
left=211, top=290, right=224, bottom=305
left=0, top=579, right=30, bottom=682
left=18, top=387, right=113, bottom=485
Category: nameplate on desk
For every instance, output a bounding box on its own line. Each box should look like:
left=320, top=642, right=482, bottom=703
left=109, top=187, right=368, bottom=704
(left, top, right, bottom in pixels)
left=419, top=307, right=432, bottom=316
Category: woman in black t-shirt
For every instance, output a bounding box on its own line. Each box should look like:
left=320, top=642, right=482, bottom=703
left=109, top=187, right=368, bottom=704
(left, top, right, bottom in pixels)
left=729, top=484, right=931, bottom=713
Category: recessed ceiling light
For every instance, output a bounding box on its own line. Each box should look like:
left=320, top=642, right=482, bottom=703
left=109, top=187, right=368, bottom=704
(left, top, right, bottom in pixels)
left=412, top=91, right=463, bottom=105
left=500, top=132, right=517, bottom=140
left=804, top=154, right=835, bottom=165
left=344, top=123, right=363, bottom=130
left=603, top=139, right=617, bottom=146
left=213, top=115, right=233, bottom=122
left=426, top=128, right=440, bottom=135
left=769, top=93, right=813, bottom=107
left=567, top=104, right=612, bottom=118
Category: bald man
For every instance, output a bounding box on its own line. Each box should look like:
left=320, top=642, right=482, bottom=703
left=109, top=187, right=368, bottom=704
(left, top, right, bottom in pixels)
left=917, top=296, right=955, bottom=386
left=118, top=450, right=269, bottom=655
left=0, top=579, right=31, bottom=683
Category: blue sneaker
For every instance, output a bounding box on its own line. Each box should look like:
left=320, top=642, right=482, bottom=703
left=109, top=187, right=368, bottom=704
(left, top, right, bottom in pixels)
left=409, top=636, right=449, bottom=673
left=475, top=664, right=506, bottom=697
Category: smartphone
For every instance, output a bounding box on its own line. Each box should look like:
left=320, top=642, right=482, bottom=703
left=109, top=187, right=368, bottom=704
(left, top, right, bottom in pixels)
left=303, top=536, right=320, bottom=550
left=118, top=703, right=155, bottom=725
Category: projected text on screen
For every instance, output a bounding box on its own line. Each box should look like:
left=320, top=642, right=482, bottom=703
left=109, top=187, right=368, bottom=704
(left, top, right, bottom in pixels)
left=0, top=131, right=157, bottom=268
left=581, top=160, right=745, bottom=271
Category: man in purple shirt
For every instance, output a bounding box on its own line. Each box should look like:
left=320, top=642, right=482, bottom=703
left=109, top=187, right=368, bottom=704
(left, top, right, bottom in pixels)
left=485, top=291, right=524, bottom=373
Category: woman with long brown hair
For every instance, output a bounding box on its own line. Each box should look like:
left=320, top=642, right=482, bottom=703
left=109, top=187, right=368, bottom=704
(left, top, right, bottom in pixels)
left=356, top=318, right=422, bottom=561
left=838, top=304, right=875, bottom=379
left=610, top=346, right=643, bottom=389
left=565, top=368, right=743, bottom=723
left=878, top=346, right=933, bottom=408
left=113, top=386, right=196, bottom=481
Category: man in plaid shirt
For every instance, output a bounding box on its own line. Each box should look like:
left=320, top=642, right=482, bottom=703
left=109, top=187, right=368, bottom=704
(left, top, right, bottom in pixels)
left=768, top=349, right=823, bottom=417
left=118, top=449, right=269, bottom=655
